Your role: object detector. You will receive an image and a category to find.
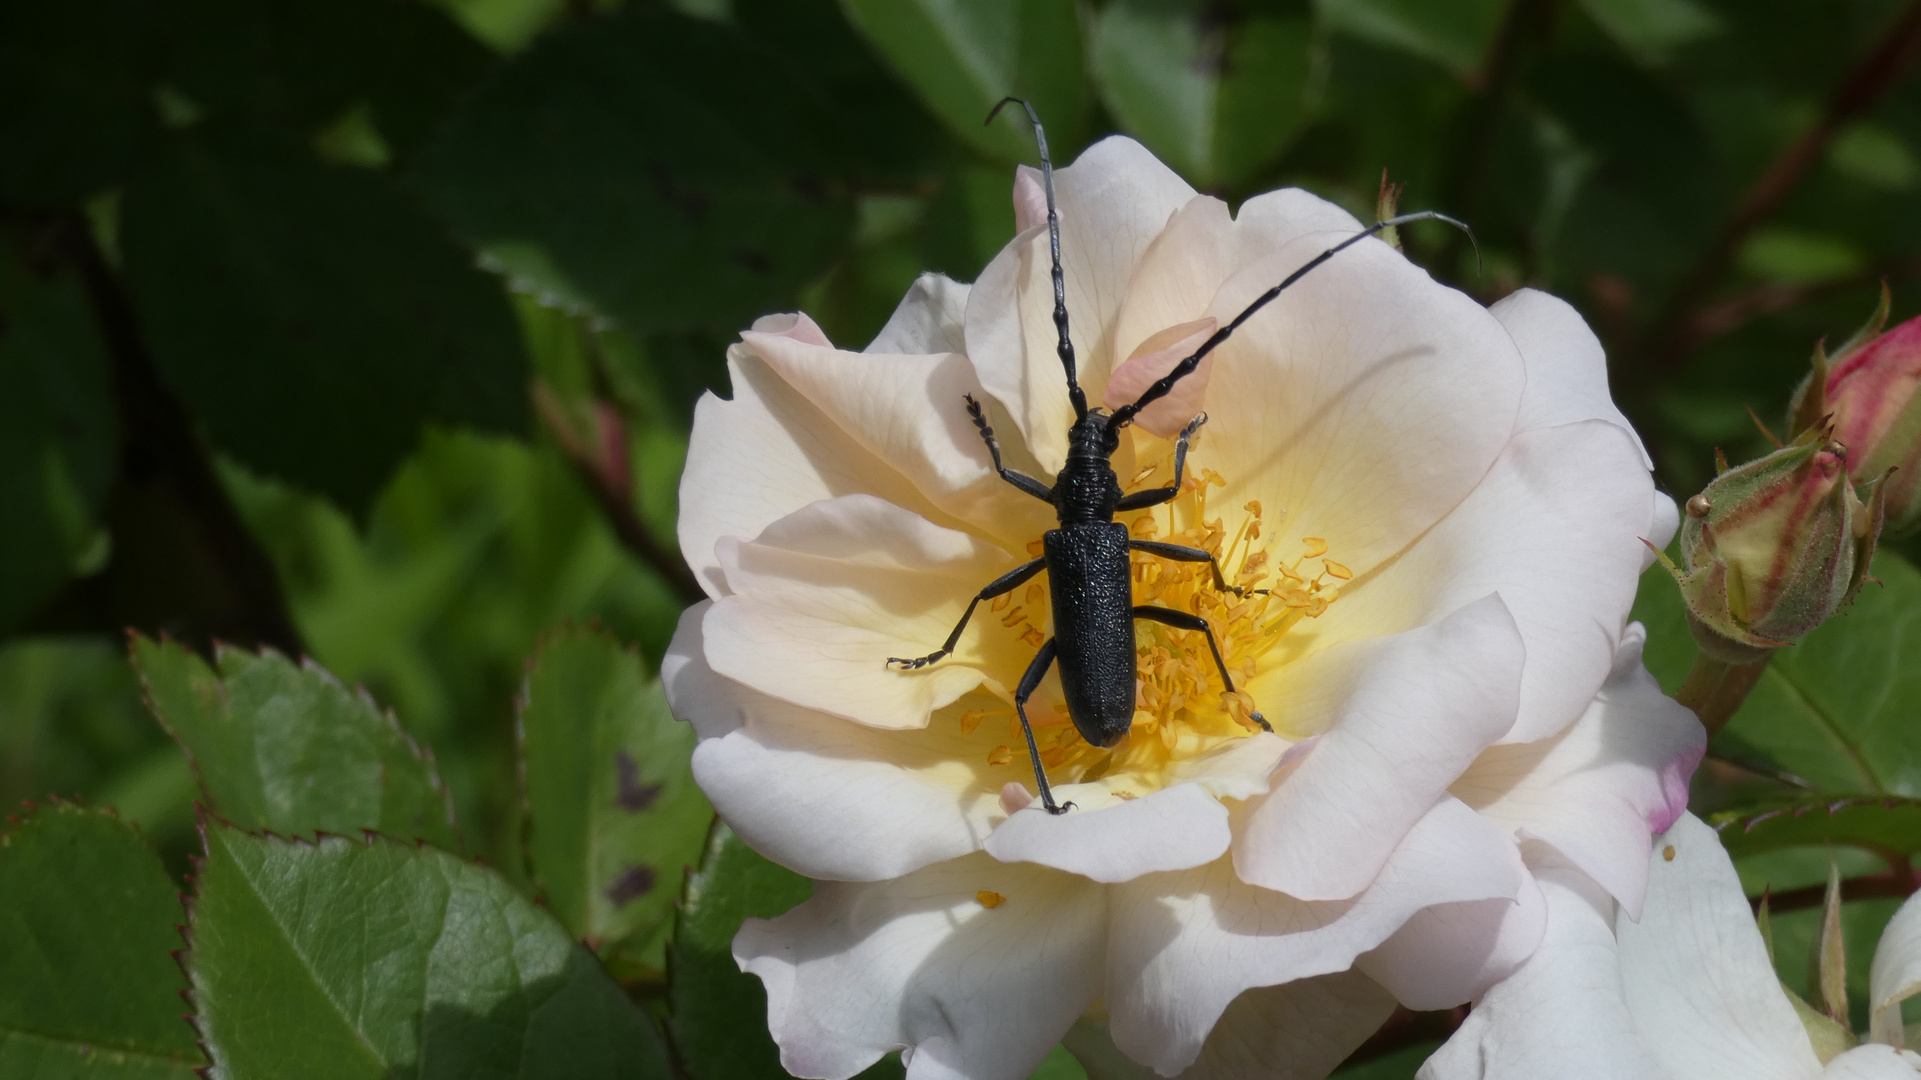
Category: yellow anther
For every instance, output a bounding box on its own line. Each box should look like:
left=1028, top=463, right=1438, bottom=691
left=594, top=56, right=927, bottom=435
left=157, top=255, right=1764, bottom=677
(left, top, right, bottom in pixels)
left=1021, top=628, right=1044, bottom=648
left=1113, top=790, right=1138, bottom=801
left=1302, top=537, right=1328, bottom=558
left=1323, top=559, right=1352, bottom=581
left=991, top=593, right=1011, bottom=612
left=987, top=745, right=1013, bottom=766
left=999, top=606, right=1025, bottom=628
left=1024, top=582, right=1045, bottom=606
left=977, top=890, right=1006, bottom=908
left=1027, top=539, right=1045, bottom=557
left=960, top=709, right=986, bottom=735
left=1244, top=500, right=1263, bottom=517
left=1131, top=464, right=1159, bottom=485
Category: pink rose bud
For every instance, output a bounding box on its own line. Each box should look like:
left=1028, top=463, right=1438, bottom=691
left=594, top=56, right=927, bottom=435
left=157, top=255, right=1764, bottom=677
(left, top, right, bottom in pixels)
left=1658, top=430, right=1885, bottom=663
left=1789, top=289, right=1921, bottom=535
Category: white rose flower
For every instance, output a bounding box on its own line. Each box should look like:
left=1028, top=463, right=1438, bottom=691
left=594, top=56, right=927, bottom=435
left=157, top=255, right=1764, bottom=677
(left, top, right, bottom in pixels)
left=663, top=135, right=1705, bottom=1080
left=1424, top=812, right=1921, bottom=1080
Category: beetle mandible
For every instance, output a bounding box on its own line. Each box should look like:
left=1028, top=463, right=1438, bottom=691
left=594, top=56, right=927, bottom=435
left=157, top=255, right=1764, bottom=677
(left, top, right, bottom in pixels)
left=888, top=98, right=1470, bottom=815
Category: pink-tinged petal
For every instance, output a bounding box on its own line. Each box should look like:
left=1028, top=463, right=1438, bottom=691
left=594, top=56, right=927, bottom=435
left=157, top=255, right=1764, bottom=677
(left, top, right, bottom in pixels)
left=741, top=327, right=1055, bottom=551
left=1418, top=864, right=1666, bottom=1080
left=1358, top=871, right=1548, bottom=1010
left=1453, top=624, right=1705, bottom=918
left=1102, top=318, right=1218, bottom=437
left=867, top=272, right=970, bottom=355
left=705, top=495, right=1038, bottom=729
left=1198, top=234, right=1526, bottom=582
left=968, top=137, right=1197, bottom=471
left=1108, top=797, right=1526, bottom=1075
left=1235, top=595, right=1524, bottom=901
left=1062, top=973, right=1397, bottom=1080
left=986, top=782, right=1230, bottom=884
left=1103, top=195, right=1237, bottom=398
left=1617, top=814, right=1822, bottom=1080
left=1313, top=419, right=1654, bottom=745
left=1822, top=1045, right=1921, bottom=1079
left=1489, top=288, right=1650, bottom=467
left=736, top=854, right=1106, bottom=1080
left=1870, top=890, right=1921, bottom=1045
left=665, top=607, right=1003, bottom=881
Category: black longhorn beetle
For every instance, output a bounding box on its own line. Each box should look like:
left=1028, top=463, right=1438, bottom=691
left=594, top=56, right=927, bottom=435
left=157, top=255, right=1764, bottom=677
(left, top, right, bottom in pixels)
left=887, top=98, right=1470, bottom=816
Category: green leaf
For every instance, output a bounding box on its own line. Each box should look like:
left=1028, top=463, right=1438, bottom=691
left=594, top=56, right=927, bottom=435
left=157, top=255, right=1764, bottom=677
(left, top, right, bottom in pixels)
left=0, top=236, right=117, bottom=632
left=0, top=0, right=160, bottom=205
left=0, top=802, right=204, bottom=1079
left=411, top=9, right=857, bottom=337
left=120, top=123, right=528, bottom=514
left=668, top=821, right=814, bottom=1080
left=519, top=628, right=711, bottom=963
left=1312, top=0, right=1506, bottom=76
left=841, top=0, right=1090, bottom=164
left=1719, top=553, right=1921, bottom=796
left=1091, top=0, right=1315, bottom=189
left=161, top=0, right=497, bottom=161
left=1576, top=0, right=1720, bottom=66
left=1714, top=798, right=1921, bottom=861
left=131, top=635, right=458, bottom=847
left=1633, top=552, right=1921, bottom=797
left=185, top=822, right=669, bottom=1080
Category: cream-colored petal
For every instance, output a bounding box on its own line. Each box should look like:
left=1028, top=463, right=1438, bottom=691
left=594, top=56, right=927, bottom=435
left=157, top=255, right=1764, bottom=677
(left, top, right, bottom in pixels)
left=1822, top=1046, right=1921, bottom=1078
left=1062, top=973, right=1397, bottom=1080
left=1198, top=234, right=1526, bottom=586
left=736, top=854, right=1106, bottom=1080
left=1618, top=814, right=1823, bottom=1080
left=1453, top=624, right=1704, bottom=918
left=741, top=327, right=1055, bottom=551
left=1106, top=797, right=1525, bottom=1075
left=1235, top=595, right=1524, bottom=901
left=1871, top=891, right=1921, bottom=1045
left=1417, top=863, right=1669, bottom=1080
left=1229, top=188, right=1367, bottom=266
left=968, top=137, right=1197, bottom=471
left=1103, top=318, right=1220, bottom=438
left=665, top=606, right=1007, bottom=881
left=1357, top=871, right=1549, bottom=1010
left=1490, top=287, right=1650, bottom=467
left=1311, top=419, right=1655, bottom=745
left=868, top=272, right=971, bottom=355
left=705, top=495, right=1037, bottom=729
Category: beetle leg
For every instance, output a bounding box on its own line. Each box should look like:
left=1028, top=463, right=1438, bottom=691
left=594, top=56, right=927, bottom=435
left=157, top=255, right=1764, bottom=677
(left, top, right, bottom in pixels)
left=1132, top=605, right=1271, bottom=732
left=1128, top=540, right=1266, bottom=599
left=1012, top=637, right=1072, bottom=814
left=965, top=395, right=1053, bottom=503
left=886, top=557, right=1047, bottom=670
left=1115, top=412, right=1207, bottom=511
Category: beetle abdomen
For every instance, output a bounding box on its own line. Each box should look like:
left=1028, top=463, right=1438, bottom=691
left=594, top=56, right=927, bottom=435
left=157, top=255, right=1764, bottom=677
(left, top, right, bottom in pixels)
left=1044, top=523, right=1136, bottom=748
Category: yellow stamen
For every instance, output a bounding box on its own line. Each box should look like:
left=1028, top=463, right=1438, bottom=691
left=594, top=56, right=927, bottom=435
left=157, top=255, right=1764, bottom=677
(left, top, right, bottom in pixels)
left=977, top=890, right=1006, bottom=908
left=960, top=709, right=986, bottom=735
left=1302, top=537, right=1328, bottom=558
left=988, top=745, right=1013, bottom=766
left=1323, top=559, right=1352, bottom=580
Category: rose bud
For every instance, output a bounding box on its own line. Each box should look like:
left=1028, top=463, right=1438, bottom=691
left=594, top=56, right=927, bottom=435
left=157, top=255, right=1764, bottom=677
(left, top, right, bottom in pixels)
left=1789, top=288, right=1921, bottom=535
left=1656, top=430, right=1885, bottom=663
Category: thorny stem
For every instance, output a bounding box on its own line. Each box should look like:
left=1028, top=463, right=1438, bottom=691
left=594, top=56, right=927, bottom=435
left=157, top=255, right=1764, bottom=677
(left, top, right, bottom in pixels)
left=1641, top=0, right=1921, bottom=374
left=1675, top=651, right=1774, bottom=738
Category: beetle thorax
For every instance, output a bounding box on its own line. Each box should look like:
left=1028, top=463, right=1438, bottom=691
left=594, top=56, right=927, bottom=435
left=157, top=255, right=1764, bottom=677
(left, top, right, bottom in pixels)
left=1054, top=409, right=1122, bottom=524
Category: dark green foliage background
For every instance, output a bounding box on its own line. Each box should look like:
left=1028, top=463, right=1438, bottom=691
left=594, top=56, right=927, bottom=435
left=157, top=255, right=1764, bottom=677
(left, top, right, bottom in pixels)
left=4, top=0, right=1921, bottom=1076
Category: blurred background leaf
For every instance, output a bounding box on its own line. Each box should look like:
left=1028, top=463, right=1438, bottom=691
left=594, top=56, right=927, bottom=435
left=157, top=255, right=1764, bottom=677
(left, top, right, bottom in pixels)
left=1, top=0, right=1920, bottom=1074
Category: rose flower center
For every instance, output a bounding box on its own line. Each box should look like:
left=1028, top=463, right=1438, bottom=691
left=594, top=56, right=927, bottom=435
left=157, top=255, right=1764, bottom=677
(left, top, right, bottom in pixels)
left=957, top=439, right=1346, bottom=799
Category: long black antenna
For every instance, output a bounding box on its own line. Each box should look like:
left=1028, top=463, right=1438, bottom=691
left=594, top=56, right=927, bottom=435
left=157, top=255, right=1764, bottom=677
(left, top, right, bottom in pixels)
left=1107, top=210, right=1475, bottom=432
left=988, top=96, right=1088, bottom=423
